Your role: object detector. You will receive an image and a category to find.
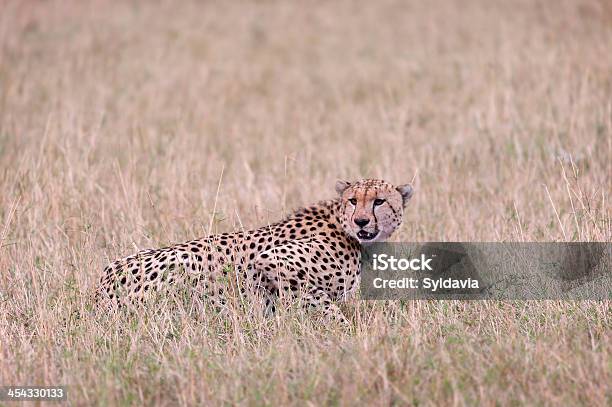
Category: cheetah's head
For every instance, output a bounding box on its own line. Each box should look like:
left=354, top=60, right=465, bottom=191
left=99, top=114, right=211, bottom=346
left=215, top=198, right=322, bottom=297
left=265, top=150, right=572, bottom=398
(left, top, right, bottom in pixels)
left=335, top=179, right=414, bottom=243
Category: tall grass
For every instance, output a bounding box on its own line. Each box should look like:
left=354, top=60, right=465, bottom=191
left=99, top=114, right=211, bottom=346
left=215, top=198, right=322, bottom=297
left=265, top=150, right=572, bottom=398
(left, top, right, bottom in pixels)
left=0, top=0, right=610, bottom=405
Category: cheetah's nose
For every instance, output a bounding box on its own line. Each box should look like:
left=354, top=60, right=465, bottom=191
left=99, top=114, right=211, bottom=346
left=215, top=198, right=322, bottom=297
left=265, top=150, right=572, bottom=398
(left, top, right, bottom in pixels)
left=354, top=218, right=370, bottom=228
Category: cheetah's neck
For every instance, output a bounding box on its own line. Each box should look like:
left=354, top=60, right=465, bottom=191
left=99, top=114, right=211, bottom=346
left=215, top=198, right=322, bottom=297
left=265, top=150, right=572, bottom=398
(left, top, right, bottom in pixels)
left=287, top=199, right=343, bottom=226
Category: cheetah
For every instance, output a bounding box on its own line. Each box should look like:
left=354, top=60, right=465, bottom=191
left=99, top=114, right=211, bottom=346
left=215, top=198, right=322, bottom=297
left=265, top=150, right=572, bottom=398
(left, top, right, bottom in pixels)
left=96, top=179, right=414, bottom=322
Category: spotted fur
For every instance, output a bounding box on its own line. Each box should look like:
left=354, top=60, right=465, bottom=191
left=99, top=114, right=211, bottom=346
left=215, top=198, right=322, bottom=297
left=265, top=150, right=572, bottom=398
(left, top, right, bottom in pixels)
left=95, top=179, right=414, bottom=322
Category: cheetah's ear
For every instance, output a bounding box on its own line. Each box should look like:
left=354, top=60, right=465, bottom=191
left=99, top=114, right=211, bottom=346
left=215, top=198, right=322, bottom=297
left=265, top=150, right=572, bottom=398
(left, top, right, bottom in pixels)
left=397, top=184, right=414, bottom=207
left=335, top=180, right=351, bottom=196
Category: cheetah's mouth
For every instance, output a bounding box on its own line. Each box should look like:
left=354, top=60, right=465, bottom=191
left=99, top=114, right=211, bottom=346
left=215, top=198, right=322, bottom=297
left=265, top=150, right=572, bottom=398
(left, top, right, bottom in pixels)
left=357, top=230, right=379, bottom=241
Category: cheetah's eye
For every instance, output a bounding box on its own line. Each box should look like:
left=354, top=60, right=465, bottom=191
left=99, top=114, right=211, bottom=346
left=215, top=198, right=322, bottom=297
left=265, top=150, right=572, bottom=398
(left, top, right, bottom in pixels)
left=373, top=198, right=385, bottom=206
left=348, top=198, right=357, bottom=205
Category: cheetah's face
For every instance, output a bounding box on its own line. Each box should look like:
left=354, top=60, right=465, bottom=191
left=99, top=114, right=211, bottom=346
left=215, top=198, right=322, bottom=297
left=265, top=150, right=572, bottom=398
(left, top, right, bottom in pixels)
left=336, top=179, right=414, bottom=243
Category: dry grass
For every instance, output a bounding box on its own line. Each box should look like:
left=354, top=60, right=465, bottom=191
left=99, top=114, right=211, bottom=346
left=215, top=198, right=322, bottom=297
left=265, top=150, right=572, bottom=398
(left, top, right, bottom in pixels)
left=0, top=0, right=611, bottom=405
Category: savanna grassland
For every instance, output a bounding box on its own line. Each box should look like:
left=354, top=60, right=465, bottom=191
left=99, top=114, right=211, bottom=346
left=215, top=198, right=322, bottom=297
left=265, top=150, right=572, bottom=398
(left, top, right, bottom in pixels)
left=0, top=0, right=611, bottom=405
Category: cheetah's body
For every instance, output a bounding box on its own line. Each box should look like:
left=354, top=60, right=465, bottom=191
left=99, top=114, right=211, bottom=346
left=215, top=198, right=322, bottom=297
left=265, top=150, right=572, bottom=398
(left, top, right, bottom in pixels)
left=96, top=179, right=414, bottom=322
